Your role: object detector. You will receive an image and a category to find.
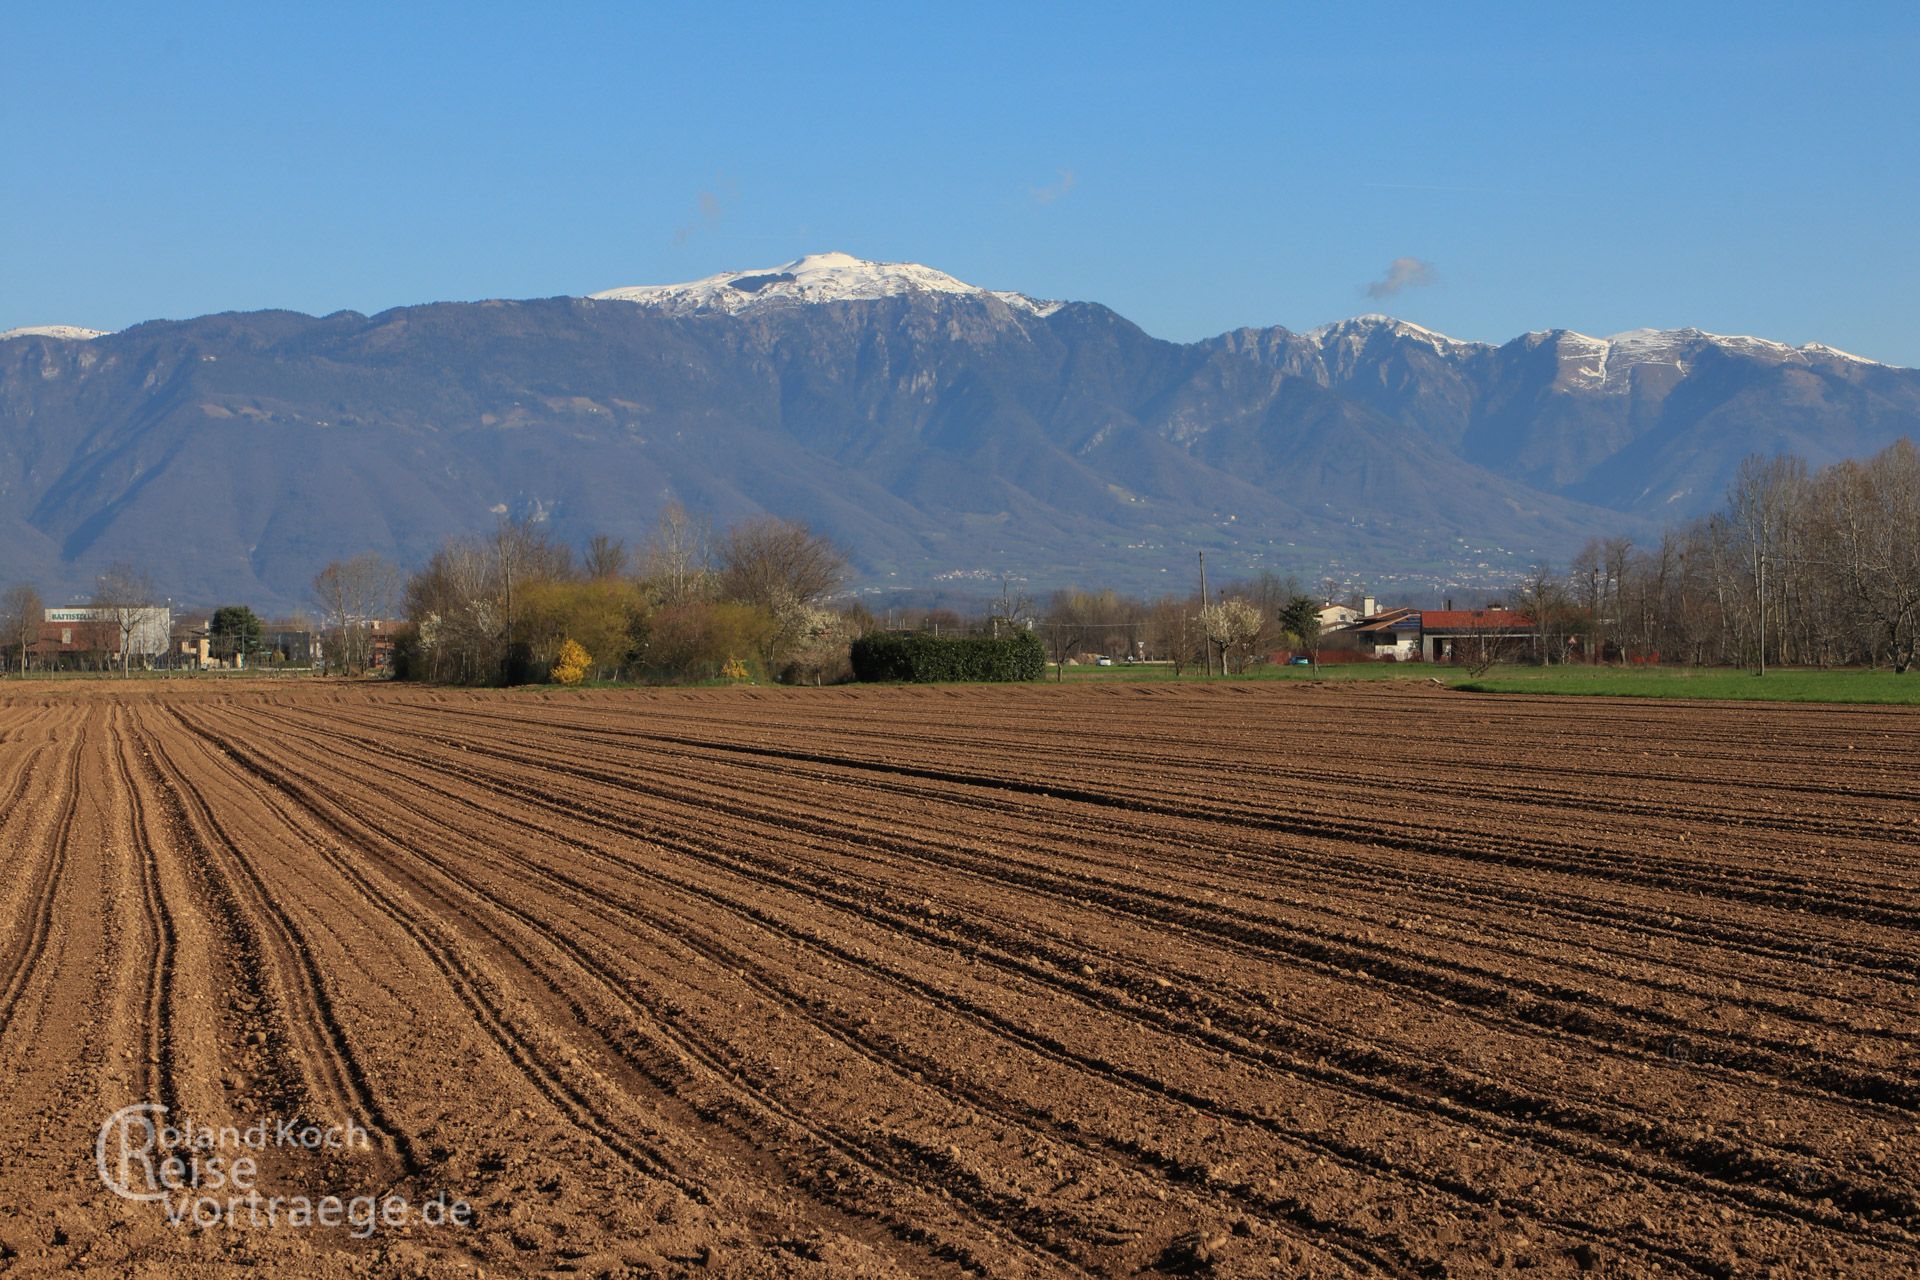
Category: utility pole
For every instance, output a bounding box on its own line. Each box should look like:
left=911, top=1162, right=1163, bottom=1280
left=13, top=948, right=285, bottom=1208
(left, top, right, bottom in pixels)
left=1197, top=551, right=1211, bottom=677
left=1757, top=547, right=1767, bottom=677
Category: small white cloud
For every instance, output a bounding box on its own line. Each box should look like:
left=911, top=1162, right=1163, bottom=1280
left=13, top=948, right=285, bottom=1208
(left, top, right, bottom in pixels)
left=1364, top=256, right=1438, bottom=299
left=1030, top=169, right=1077, bottom=206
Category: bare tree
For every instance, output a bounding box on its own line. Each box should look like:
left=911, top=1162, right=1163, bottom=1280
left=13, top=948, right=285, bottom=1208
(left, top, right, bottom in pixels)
left=1, top=584, right=42, bottom=675
left=1452, top=612, right=1530, bottom=675
left=1727, top=454, right=1809, bottom=672
left=91, top=563, right=158, bottom=676
left=991, top=576, right=1036, bottom=636
left=1045, top=587, right=1143, bottom=662
left=643, top=502, right=714, bottom=605
left=1815, top=440, right=1920, bottom=672
left=1570, top=537, right=1634, bottom=663
left=494, top=517, right=575, bottom=629
left=1145, top=594, right=1202, bottom=675
left=313, top=552, right=400, bottom=674
left=405, top=538, right=503, bottom=683
left=1513, top=563, right=1574, bottom=664
left=716, top=516, right=846, bottom=610
left=1041, top=589, right=1097, bottom=680
left=583, top=533, right=629, bottom=581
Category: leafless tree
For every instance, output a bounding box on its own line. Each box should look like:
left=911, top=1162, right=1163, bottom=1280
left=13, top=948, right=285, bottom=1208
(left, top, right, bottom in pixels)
left=1, top=584, right=42, bottom=675
left=583, top=533, right=629, bottom=581
left=313, top=552, right=399, bottom=674
left=1041, top=589, right=1096, bottom=679
left=1513, top=562, right=1575, bottom=664
left=1449, top=614, right=1530, bottom=675
left=990, top=576, right=1036, bottom=636
left=405, top=518, right=647, bottom=684
left=1145, top=594, right=1202, bottom=675
left=1570, top=536, right=1634, bottom=662
left=1726, top=454, right=1808, bottom=670
left=1814, top=440, right=1920, bottom=672
left=643, top=502, right=714, bottom=605
left=1529, top=442, right=1920, bottom=672
left=716, top=516, right=846, bottom=611
left=494, top=516, right=576, bottom=627
left=91, top=563, right=157, bottom=676
left=404, top=539, right=503, bottom=683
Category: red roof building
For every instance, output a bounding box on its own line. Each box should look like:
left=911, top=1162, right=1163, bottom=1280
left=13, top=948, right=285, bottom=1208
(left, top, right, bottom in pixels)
left=1418, top=609, right=1534, bottom=663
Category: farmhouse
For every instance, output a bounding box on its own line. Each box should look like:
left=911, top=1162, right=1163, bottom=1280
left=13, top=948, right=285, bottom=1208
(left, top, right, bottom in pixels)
left=1416, top=608, right=1535, bottom=664
left=1315, top=600, right=1361, bottom=630
left=1321, top=603, right=1538, bottom=664
left=1341, top=607, right=1422, bottom=660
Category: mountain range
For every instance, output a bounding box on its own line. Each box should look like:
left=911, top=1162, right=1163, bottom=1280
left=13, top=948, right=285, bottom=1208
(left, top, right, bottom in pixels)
left=3, top=252, right=1915, bottom=612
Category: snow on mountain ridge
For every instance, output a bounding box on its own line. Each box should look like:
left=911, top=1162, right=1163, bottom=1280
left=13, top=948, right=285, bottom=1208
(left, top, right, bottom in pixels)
left=1536, top=325, right=1884, bottom=393
left=1302, top=316, right=1887, bottom=372
left=0, top=325, right=110, bottom=342
left=1306, top=314, right=1481, bottom=355
left=591, top=252, right=1065, bottom=317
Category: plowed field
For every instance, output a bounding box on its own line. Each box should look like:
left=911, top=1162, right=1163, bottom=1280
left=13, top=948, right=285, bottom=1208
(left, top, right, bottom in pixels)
left=0, top=680, right=1915, bottom=1278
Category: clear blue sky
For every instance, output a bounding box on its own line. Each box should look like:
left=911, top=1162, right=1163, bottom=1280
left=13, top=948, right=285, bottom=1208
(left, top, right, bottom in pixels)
left=5, top=3, right=1917, bottom=362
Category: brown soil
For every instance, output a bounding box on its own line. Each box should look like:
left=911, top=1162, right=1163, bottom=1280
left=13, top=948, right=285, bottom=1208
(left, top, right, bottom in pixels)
left=0, top=678, right=1915, bottom=1278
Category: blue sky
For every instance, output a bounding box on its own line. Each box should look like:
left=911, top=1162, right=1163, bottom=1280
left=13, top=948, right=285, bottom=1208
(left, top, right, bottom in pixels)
left=5, top=3, right=1917, bottom=361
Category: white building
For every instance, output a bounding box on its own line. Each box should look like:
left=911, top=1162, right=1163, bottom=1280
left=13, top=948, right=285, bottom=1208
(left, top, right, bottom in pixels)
left=44, top=605, right=172, bottom=658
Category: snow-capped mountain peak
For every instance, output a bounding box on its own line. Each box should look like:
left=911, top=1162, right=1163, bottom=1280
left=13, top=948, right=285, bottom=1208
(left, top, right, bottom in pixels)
left=590, top=252, right=1064, bottom=317
left=1305, top=314, right=1480, bottom=355
left=0, top=324, right=110, bottom=342
left=1536, top=325, right=1885, bottom=393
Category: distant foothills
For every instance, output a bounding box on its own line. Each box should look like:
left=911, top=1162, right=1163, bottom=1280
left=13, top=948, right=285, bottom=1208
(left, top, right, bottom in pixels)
left=2, top=252, right=1917, bottom=614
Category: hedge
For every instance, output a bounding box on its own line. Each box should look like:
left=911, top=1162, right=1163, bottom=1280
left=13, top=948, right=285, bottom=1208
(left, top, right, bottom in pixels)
left=849, top=630, right=1046, bottom=683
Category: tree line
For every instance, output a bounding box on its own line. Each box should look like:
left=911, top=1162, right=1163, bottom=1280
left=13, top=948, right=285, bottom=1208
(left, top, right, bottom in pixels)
left=1520, top=440, right=1920, bottom=672
left=397, top=506, right=854, bottom=685
left=394, top=512, right=1334, bottom=685
left=4, top=438, right=1914, bottom=681
left=975, top=440, right=1920, bottom=677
